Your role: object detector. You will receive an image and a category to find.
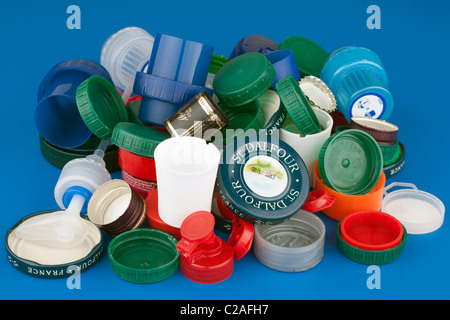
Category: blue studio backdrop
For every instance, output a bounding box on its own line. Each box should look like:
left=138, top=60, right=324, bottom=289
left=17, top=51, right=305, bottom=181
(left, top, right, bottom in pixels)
left=1, top=0, right=449, bottom=300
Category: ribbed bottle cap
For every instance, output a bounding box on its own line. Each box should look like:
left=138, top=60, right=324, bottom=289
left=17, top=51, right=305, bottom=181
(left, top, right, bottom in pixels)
left=111, top=122, right=170, bottom=158
left=278, top=36, right=329, bottom=77
left=213, top=52, right=275, bottom=107
left=349, top=117, right=398, bottom=143
left=276, top=75, right=322, bottom=136
left=76, top=75, right=129, bottom=140
left=337, top=221, right=407, bottom=265
left=87, top=179, right=147, bottom=237
left=108, top=228, right=179, bottom=283
left=318, top=129, right=383, bottom=195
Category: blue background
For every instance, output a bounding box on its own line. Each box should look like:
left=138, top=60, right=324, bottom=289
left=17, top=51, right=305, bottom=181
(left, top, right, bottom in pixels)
left=1, top=0, right=449, bottom=300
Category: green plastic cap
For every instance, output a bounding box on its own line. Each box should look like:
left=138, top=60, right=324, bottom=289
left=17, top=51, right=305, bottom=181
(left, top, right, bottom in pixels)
left=278, top=36, right=329, bottom=77
left=108, top=229, right=180, bottom=284
left=337, top=221, right=407, bottom=265
left=213, top=52, right=275, bottom=107
left=76, top=75, right=129, bottom=140
left=276, top=75, right=321, bottom=136
left=318, top=129, right=383, bottom=195
left=111, top=122, right=170, bottom=158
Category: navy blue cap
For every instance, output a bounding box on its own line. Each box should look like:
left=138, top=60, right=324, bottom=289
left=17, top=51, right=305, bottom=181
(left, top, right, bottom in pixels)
left=241, top=34, right=279, bottom=55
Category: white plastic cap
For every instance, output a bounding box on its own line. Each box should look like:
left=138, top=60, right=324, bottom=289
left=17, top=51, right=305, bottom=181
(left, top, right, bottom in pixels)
left=100, top=27, right=154, bottom=92
left=54, top=156, right=111, bottom=210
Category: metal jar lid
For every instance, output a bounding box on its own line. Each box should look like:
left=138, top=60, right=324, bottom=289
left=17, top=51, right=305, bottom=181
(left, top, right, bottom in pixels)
left=6, top=210, right=103, bottom=279
left=87, top=179, right=147, bottom=237
left=217, top=134, right=310, bottom=224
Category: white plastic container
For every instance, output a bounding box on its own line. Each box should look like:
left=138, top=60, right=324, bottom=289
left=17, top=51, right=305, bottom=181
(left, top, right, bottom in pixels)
left=100, top=27, right=154, bottom=103
left=381, top=182, right=445, bottom=234
left=279, top=107, right=333, bottom=184
left=154, top=137, right=220, bottom=228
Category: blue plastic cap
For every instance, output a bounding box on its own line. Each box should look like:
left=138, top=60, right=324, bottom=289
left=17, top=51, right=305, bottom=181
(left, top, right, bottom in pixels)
left=320, top=47, right=393, bottom=122
left=138, top=98, right=182, bottom=127
left=35, top=59, right=113, bottom=149
left=265, top=49, right=300, bottom=87
left=145, top=33, right=213, bottom=87
left=62, top=186, right=93, bottom=214
left=134, top=72, right=213, bottom=104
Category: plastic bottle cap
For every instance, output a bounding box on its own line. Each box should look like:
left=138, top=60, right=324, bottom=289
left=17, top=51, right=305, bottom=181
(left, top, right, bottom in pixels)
left=337, top=220, right=407, bottom=265
left=121, top=170, right=157, bottom=199
left=383, top=141, right=406, bottom=179
left=264, top=49, right=300, bottom=87
left=379, top=139, right=402, bottom=166
left=146, top=33, right=213, bottom=86
left=320, top=47, right=393, bottom=123
left=381, top=182, right=445, bottom=234
left=208, top=54, right=228, bottom=74
left=318, top=129, right=383, bottom=195
left=350, top=117, right=399, bottom=143
left=340, top=210, right=404, bottom=251
left=87, top=179, right=147, bottom=237
left=257, top=89, right=287, bottom=136
left=6, top=210, right=103, bottom=279
left=253, top=209, right=326, bottom=272
left=108, top=228, right=179, bottom=284
left=313, top=161, right=386, bottom=221
left=35, top=59, right=113, bottom=149
left=298, top=76, right=336, bottom=113
left=100, top=27, right=154, bottom=92
left=111, top=122, right=170, bottom=158
left=76, top=75, right=129, bottom=140
left=278, top=36, right=329, bottom=77
left=118, top=148, right=157, bottom=182
left=241, top=34, right=279, bottom=55
left=133, top=72, right=214, bottom=105
left=213, top=52, right=275, bottom=107
left=177, top=211, right=253, bottom=283
left=276, top=75, right=322, bottom=136
left=217, top=134, right=310, bottom=224
left=217, top=100, right=266, bottom=147
left=39, top=135, right=120, bottom=172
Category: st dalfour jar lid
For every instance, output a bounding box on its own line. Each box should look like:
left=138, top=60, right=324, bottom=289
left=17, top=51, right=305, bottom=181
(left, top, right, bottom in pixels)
left=381, top=182, right=445, bottom=234
left=6, top=210, right=103, bottom=279
left=217, top=134, right=310, bottom=224
left=253, top=209, right=326, bottom=272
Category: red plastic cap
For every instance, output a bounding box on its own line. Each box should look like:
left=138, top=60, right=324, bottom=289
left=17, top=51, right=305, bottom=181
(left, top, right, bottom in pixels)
left=180, top=211, right=215, bottom=243
left=340, top=210, right=404, bottom=251
left=302, top=189, right=336, bottom=213
left=118, top=148, right=157, bottom=181
left=229, top=218, right=254, bottom=260
left=177, top=211, right=235, bottom=284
